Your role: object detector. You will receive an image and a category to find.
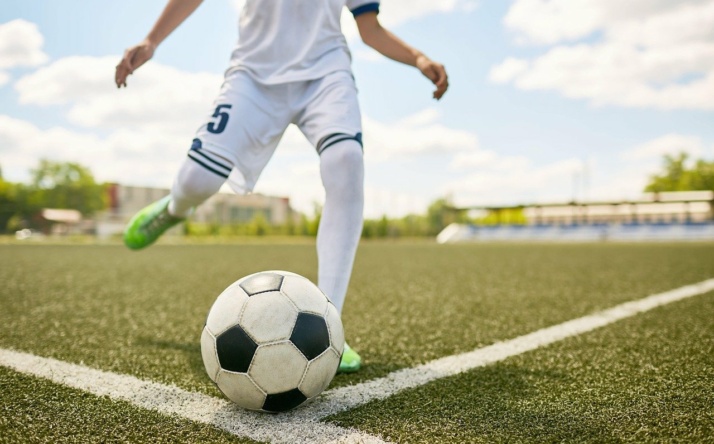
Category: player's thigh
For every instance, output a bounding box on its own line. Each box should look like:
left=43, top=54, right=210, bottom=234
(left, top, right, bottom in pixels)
left=194, top=71, right=292, bottom=190
left=296, top=71, right=363, bottom=154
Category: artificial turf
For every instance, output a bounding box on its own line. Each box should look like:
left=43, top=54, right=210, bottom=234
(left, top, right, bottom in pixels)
left=1, top=243, right=713, bottom=393
left=0, top=366, right=257, bottom=444
left=328, top=290, right=714, bottom=443
left=1, top=242, right=713, bottom=442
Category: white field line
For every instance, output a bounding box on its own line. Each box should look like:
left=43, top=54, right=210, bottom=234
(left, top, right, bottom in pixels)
left=292, top=277, right=714, bottom=423
left=1, top=278, right=713, bottom=444
left=0, top=349, right=386, bottom=444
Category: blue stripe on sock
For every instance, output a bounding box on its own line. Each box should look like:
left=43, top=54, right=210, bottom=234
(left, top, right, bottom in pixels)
left=190, top=149, right=232, bottom=175
left=317, top=133, right=344, bottom=149
left=317, top=132, right=364, bottom=154
left=317, top=132, right=364, bottom=155
left=187, top=152, right=230, bottom=179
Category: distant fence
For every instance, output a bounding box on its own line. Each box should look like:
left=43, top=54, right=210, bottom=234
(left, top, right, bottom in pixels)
left=436, top=223, right=714, bottom=243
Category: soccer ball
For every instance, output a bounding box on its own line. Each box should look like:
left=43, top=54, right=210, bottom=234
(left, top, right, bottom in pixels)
left=200, top=270, right=344, bottom=413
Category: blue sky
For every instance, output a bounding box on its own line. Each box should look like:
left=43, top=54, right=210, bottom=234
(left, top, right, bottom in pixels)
left=1, top=0, right=713, bottom=217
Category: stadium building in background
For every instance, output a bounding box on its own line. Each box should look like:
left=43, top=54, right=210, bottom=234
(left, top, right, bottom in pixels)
left=96, top=184, right=294, bottom=238
left=438, top=191, right=714, bottom=243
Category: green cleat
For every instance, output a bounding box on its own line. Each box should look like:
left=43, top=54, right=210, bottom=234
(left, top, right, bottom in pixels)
left=123, top=195, right=184, bottom=250
left=338, top=343, right=361, bottom=373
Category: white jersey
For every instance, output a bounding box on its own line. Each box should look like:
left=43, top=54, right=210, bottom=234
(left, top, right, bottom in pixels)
left=227, top=0, right=380, bottom=84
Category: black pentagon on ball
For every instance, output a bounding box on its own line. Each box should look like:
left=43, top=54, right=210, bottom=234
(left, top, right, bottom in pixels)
left=216, top=325, right=258, bottom=373
left=290, top=313, right=331, bottom=361
left=263, top=388, right=308, bottom=413
left=239, top=272, right=284, bottom=296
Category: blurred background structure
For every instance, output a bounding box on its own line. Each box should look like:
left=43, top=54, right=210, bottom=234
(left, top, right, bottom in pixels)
left=97, top=183, right=294, bottom=238
left=437, top=191, right=714, bottom=243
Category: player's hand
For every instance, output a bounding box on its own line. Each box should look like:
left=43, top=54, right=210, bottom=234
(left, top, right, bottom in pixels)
left=115, top=40, right=156, bottom=88
left=416, top=55, right=448, bottom=100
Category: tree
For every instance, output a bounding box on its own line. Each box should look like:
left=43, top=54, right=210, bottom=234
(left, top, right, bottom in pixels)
left=29, top=160, right=107, bottom=215
left=688, top=159, right=714, bottom=191
left=645, top=153, right=714, bottom=192
left=0, top=169, right=18, bottom=232
left=426, top=197, right=468, bottom=235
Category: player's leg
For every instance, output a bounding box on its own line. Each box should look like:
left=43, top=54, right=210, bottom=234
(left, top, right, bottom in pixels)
left=123, top=142, right=230, bottom=250
left=124, top=71, right=290, bottom=250
left=317, top=137, right=364, bottom=373
left=316, top=137, right=364, bottom=313
left=170, top=140, right=232, bottom=217
left=296, top=71, right=365, bottom=372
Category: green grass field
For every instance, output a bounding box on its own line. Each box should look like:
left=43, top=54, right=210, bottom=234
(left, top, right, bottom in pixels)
left=1, top=241, right=713, bottom=443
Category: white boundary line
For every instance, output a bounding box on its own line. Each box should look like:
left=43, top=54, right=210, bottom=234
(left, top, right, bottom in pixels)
left=2, top=278, right=713, bottom=444
left=0, top=348, right=385, bottom=444
left=297, top=277, right=714, bottom=422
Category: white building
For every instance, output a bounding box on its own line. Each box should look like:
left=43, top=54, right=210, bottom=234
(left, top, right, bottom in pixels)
left=95, top=184, right=294, bottom=238
left=474, top=191, right=714, bottom=226
left=438, top=191, right=714, bottom=243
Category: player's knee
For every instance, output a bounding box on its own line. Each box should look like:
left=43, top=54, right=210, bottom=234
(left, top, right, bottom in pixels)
left=321, top=140, right=364, bottom=174
left=320, top=140, right=364, bottom=200
left=173, top=156, right=227, bottom=201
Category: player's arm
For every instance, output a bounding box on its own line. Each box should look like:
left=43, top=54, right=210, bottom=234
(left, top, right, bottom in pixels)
left=115, top=0, right=203, bottom=88
left=355, top=12, right=449, bottom=100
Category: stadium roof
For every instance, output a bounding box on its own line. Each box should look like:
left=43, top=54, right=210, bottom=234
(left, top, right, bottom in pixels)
left=461, top=191, right=714, bottom=211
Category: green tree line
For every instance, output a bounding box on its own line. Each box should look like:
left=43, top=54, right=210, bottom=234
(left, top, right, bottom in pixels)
left=644, top=152, right=714, bottom=193
left=185, top=198, right=469, bottom=239
left=0, top=160, right=106, bottom=233
left=4, top=153, right=711, bottom=235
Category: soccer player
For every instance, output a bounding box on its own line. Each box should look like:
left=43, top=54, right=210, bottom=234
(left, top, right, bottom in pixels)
left=115, top=0, right=448, bottom=373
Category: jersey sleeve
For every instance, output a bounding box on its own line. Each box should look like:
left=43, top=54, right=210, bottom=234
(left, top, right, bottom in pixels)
left=346, top=0, right=380, bottom=18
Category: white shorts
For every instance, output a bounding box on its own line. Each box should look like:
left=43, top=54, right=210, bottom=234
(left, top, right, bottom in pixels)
left=189, top=70, right=363, bottom=193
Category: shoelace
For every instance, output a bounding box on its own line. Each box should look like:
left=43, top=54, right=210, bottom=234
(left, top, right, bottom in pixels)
left=142, top=206, right=176, bottom=234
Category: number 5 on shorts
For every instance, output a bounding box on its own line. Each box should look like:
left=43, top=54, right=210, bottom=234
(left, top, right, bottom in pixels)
left=207, top=104, right=232, bottom=134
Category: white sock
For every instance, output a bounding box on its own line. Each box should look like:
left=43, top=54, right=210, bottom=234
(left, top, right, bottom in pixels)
left=169, top=156, right=228, bottom=217
left=317, top=140, right=364, bottom=313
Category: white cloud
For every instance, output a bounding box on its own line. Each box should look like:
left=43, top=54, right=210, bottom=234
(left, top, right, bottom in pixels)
left=503, top=0, right=711, bottom=46
left=341, top=0, right=477, bottom=41
left=504, top=0, right=603, bottom=45
left=363, top=109, right=478, bottom=161
left=589, top=133, right=714, bottom=202
left=444, top=157, right=585, bottom=207
left=492, top=0, right=714, bottom=110
left=488, top=57, right=530, bottom=84
left=15, top=56, right=223, bottom=134
left=0, top=19, right=48, bottom=69
left=0, top=19, right=48, bottom=84
left=0, top=114, right=186, bottom=187
left=450, top=151, right=530, bottom=172
left=621, top=134, right=705, bottom=161
left=377, top=0, right=478, bottom=28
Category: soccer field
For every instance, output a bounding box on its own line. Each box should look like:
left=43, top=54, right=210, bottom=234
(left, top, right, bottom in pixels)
left=1, top=242, right=713, bottom=443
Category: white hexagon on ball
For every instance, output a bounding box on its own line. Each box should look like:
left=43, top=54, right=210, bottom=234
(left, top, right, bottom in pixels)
left=200, top=327, right=220, bottom=382
left=240, top=291, right=298, bottom=343
left=299, top=348, right=341, bottom=398
left=281, top=275, right=329, bottom=315
left=249, top=342, right=308, bottom=394
left=205, top=284, right=249, bottom=336
left=324, top=303, right=345, bottom=355
left=215, top=371, right=266, bottom=410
